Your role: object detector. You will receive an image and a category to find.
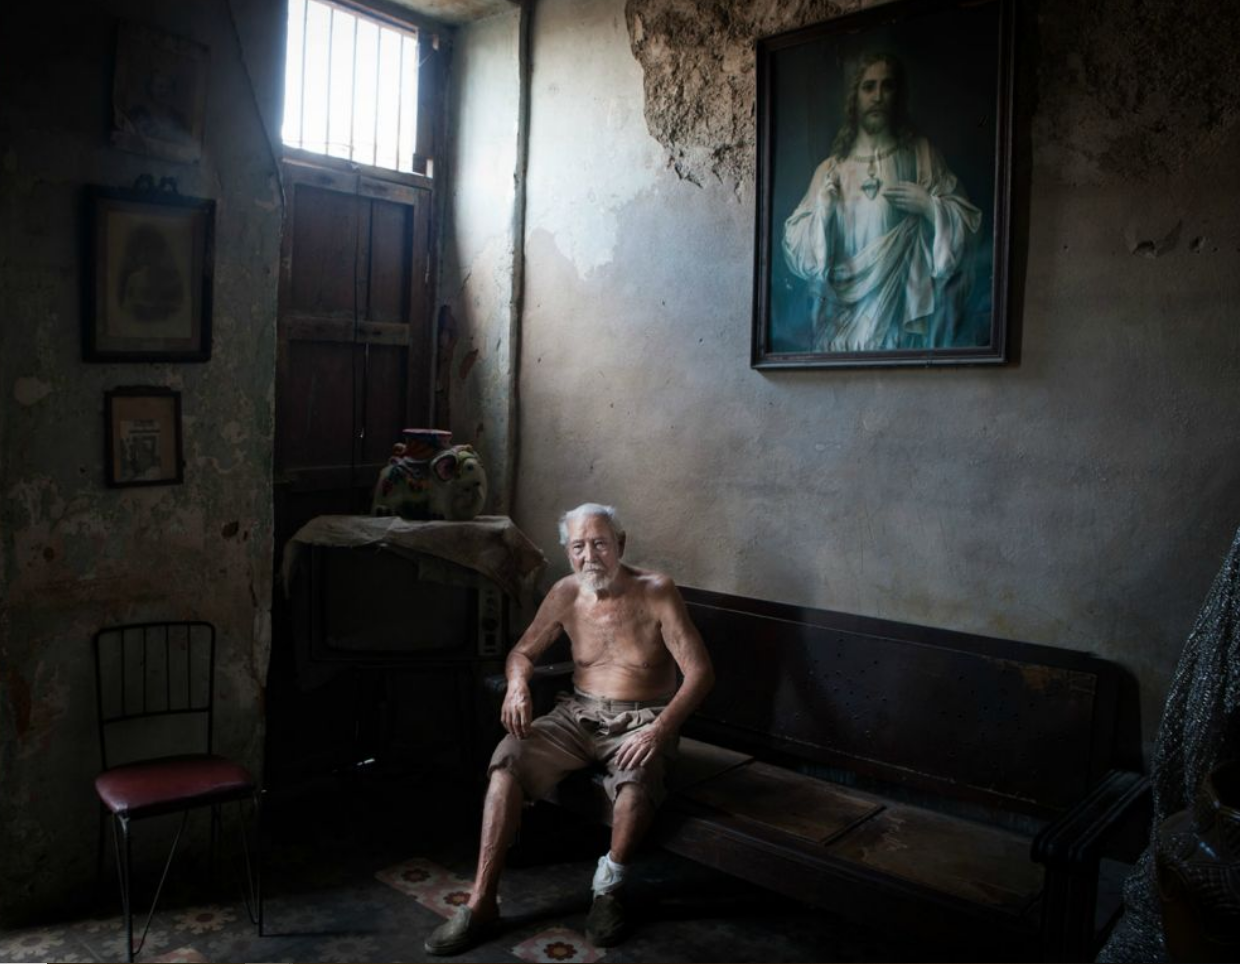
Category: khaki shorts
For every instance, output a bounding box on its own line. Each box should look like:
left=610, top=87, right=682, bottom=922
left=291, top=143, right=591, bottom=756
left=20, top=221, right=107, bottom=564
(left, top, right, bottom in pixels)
left=489, top=688, right=678, bottom=807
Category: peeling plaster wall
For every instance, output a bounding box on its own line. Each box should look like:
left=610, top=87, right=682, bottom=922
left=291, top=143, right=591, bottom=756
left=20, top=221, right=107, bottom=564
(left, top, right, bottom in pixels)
left=0, top=0, right=282, bottom=920
left=507, top=0, right=1240, bottom=755
left=440, top=7, right=523, bottom=511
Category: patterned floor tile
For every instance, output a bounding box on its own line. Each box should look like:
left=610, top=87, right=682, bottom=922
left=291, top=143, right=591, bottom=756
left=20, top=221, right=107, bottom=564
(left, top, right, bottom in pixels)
left=0, top=925, right=68, bottom=961
left=170, top=905, right=239, bottom=936
left=406, top=877, right=475, bottom=919
left=148, top=947, right=209, bottom=963
left=374, top=857, right=455, bottom=898
left=511, top=926, right=603, bottom=964
left=315, top=934, right=383, bottom=961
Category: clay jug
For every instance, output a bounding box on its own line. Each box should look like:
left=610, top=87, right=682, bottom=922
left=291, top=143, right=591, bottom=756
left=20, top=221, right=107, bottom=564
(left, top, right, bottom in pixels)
left=1156, top=760, right=1240, bottom=962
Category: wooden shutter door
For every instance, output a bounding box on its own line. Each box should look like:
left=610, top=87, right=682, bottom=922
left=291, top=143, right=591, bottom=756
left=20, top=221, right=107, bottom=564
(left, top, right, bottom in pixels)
left=274, top=161, right=434, bottom=547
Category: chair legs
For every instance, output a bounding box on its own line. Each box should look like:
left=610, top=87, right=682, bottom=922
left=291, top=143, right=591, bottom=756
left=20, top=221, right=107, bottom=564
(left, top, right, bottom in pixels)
left=105, top=799, right=262, bottom=962
left=243, top=789, right=264, bottom=936
left=108, top=815, right=134, bottom=962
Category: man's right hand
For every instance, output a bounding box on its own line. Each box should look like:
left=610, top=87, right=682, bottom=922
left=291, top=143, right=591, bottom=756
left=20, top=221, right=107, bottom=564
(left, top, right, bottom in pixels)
left=501, top=680, right=534, bottom=739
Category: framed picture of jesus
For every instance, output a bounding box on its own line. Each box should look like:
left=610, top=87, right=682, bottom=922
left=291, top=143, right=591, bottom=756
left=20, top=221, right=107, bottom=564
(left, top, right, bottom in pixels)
left=752, top=0, right=1014, bottom=369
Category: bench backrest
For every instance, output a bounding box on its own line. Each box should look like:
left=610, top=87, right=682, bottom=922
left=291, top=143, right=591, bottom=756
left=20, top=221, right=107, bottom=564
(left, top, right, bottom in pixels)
left=680, top=586, right=1122, bottom=820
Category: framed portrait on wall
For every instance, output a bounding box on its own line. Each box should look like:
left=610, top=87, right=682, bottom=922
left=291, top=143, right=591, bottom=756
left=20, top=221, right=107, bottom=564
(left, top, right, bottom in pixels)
left=751, top=0, right=1014, bottom=369
left=111, top=21, right=210, bottom=164
left=105, top=387, right=184, bottom=487
left=84, top=183, right=214, bottom=362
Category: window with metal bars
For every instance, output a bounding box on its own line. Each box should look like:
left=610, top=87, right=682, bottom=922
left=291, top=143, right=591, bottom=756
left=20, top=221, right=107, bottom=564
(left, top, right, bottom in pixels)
left=282, top=0, right=423, bottom=175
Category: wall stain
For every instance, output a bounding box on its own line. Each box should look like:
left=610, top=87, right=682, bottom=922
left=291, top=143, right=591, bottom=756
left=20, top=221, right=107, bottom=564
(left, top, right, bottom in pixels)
left=1032, top=0, right=1240, bottom=181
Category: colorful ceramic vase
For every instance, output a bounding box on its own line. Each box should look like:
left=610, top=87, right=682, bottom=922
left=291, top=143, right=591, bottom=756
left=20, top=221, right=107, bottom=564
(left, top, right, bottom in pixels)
left=397, top=428, right=453, bottom=461
left=371, top=429, right=487, bottom=521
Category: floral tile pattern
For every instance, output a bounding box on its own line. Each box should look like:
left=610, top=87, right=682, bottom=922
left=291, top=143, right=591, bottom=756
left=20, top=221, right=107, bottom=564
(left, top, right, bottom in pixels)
left=148, top=947, right=209, bottom=963
left=404, top=877, right=475, bottom=919
left=317, top=934, right=382, bottom=960
left=376, top=857, right=475, bottom=919
left=172, top=905, right=239, bottom=935
left=0, top=926, right=67, bottom=960
left=374, top=857, right=454, bottom=897
left=511, top=926, right=603, bottom=964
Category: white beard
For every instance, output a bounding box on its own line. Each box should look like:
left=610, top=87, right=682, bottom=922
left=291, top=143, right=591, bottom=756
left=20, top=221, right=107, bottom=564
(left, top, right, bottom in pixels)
left=578, top=569, right=614, bottom=593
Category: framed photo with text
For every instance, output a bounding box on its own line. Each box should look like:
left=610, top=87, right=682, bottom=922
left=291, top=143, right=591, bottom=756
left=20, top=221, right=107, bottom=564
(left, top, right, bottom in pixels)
left=752, top=0, right=1014, bottom=369
left=85, top=184, right=214, bottom=362
left=105, top=387, right=184, bottom=487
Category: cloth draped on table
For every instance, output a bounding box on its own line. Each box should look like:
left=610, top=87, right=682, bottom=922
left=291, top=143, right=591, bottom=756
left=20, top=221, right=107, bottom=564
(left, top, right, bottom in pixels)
left=281, top=514, right=547, bottom=608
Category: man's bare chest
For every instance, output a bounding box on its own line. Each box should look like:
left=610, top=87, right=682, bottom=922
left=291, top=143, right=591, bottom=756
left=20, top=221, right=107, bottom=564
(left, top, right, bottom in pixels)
left=566, top=600, right=665, bottom=661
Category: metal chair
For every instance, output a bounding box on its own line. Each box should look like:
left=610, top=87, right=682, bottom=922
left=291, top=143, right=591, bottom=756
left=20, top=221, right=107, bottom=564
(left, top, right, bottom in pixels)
left=93, top=621, right=262, bottom=961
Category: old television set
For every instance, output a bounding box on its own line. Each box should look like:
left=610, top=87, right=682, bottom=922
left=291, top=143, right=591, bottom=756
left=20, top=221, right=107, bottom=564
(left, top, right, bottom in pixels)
left=293, top=544, right=508, bottom=667
left=275, top=542, right=511, bottom=783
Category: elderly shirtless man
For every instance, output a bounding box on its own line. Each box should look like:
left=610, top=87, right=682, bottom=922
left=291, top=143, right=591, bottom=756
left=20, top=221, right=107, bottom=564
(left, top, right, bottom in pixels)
left=425, top=503, right=715, bottom=955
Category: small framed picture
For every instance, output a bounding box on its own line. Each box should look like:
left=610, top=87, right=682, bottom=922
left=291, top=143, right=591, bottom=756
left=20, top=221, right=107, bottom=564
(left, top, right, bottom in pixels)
left=105, top=387, right=184, bottom=487
left=111, top=21, right=209, bottom=164
left=85, top=184, right=214, bottom=362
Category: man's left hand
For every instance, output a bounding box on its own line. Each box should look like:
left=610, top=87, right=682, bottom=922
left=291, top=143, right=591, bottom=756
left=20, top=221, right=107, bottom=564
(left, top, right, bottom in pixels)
left=883, top=181, right=933, bottom=219
left=613, top=723, right=671, bottom=771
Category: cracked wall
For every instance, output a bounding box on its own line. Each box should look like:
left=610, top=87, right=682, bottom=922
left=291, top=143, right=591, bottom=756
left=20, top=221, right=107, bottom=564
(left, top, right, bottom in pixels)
left=625, top=0, right=1240, bottom=190
left=625, top=0, right=848, bottom=187
left=0, top=0, right=283, bottom=921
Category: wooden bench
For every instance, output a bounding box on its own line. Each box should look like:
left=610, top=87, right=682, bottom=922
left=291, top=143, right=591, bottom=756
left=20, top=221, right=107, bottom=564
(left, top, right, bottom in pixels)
left=494, top=586, right=1149, bottom=961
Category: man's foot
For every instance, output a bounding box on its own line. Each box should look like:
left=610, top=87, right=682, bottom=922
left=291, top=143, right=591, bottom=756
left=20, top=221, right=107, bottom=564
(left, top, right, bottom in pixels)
left=424, top=906, right=496, bottom=956
left=585, top=892, right=627, bottom=947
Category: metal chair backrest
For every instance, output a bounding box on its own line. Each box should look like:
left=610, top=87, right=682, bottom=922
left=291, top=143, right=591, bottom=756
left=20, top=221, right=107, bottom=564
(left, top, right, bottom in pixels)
left=94, top=621, right=217, bottom=772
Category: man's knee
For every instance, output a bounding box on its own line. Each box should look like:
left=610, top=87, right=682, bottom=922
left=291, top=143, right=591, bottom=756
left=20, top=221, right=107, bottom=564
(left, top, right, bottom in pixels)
left=488, top=762, right=522, bottom=795
left=612, top=780, right=657, bottom=814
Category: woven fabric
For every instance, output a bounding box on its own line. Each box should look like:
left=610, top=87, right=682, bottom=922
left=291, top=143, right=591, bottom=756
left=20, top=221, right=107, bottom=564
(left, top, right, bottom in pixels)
left=1099, top=525, right=1240, bottom=962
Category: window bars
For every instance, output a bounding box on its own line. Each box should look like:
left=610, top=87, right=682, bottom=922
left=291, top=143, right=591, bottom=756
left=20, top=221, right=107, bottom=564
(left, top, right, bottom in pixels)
left=282, top=0, right=420, bottom=174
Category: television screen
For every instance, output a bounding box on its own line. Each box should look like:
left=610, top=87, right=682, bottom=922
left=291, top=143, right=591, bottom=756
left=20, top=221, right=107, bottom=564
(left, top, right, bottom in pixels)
left=314, top=548, right=477, bottom=657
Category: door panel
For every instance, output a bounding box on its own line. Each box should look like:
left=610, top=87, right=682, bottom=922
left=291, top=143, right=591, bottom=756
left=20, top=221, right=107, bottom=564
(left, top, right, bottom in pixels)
left=288, top=183, right=364, bottom=316
left=360, top=344, right=410, bottom=465
left=368, top=199, right=415, bottom=324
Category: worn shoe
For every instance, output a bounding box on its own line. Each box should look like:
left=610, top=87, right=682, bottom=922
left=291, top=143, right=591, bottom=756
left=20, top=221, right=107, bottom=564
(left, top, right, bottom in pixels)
left=424, top=906, right=495, bottom=956
left=585, top=892, right=627, bottom=947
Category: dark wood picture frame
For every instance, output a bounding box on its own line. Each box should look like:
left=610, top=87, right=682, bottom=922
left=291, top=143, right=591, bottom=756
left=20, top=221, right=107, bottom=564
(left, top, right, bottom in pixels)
left=105, top=387, right=184, bottom=487
left=752, top=0, right=1014, bottom=369
left=85, top=184, right=214, bottom=362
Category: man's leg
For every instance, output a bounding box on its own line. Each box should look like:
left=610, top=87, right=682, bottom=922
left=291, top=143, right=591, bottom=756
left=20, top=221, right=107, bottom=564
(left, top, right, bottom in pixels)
left=608, top=782, right=655, bottom=864
left=467, top=767, right=523, bottom=919
left=588, top=783, right=659, bottom=946
left=425, top=767, right=522, bottom=956
left=428, top=700, right=593, bottom=955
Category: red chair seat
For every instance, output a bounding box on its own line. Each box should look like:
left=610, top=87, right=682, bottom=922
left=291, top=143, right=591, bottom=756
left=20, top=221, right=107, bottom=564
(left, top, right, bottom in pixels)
left=95, top=754, right=255, bottom=818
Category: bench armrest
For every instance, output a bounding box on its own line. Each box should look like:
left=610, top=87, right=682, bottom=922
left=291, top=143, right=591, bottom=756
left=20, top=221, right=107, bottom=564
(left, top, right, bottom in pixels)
left=1031, top=768, right=1150, bottom=869
left=1032, top=768, right=1150, bottom=961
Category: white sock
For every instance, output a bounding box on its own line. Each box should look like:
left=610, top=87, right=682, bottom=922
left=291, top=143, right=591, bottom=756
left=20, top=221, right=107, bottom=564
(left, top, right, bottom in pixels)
left=592, top=853, right=627, bottom=896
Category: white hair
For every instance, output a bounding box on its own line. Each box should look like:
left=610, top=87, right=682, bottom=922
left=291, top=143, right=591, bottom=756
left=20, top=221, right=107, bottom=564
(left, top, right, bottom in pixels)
left=558, top=503, right=625, bottom=546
